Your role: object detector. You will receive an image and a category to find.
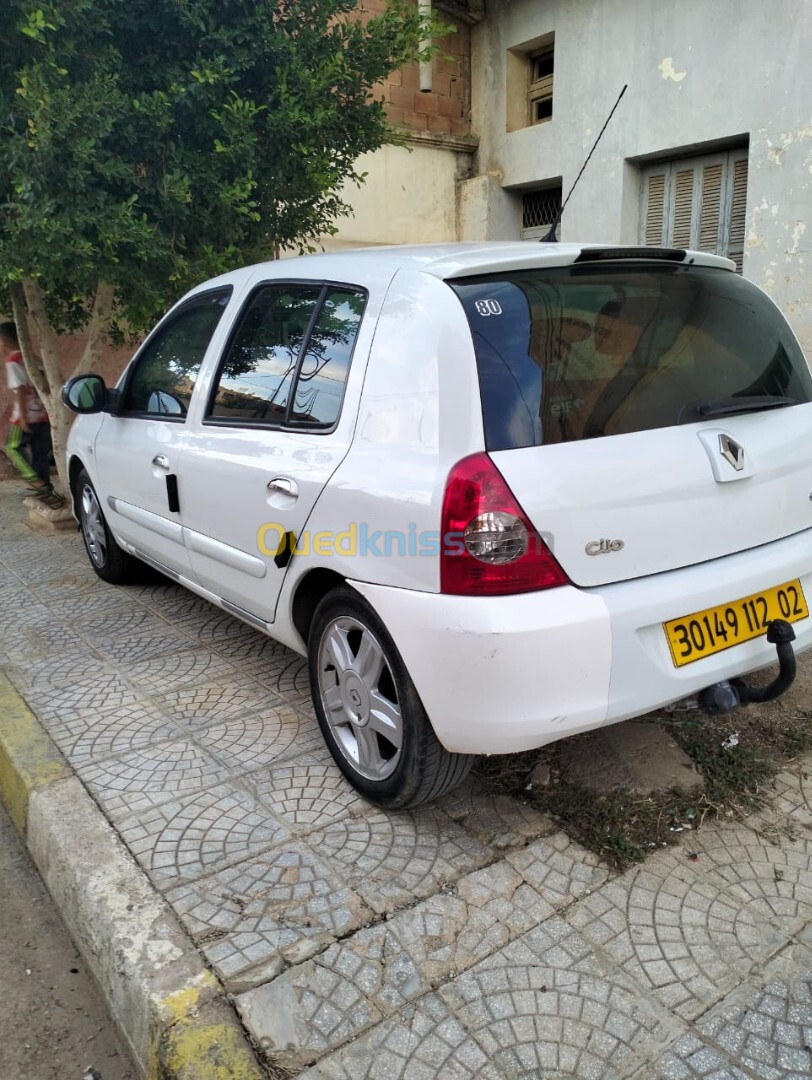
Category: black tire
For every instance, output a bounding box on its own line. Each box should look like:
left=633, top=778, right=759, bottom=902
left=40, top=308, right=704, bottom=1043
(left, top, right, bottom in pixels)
left=308, top=585, right=474, bottom=810
left=74, top=468, right=140, bottom=585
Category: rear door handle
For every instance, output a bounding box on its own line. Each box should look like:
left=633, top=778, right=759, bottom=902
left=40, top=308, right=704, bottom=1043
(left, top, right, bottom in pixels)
left=267, top=477, right=298, bottom=498
left=152, top=454, right=170, bottom=470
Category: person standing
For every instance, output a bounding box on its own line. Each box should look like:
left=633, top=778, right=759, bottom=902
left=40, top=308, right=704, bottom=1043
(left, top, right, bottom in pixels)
left=0, top=321, right=55, bottom=498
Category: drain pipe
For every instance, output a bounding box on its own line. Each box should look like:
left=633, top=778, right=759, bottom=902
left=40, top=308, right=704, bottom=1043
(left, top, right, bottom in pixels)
left=419, top=0, right=432, bottom=92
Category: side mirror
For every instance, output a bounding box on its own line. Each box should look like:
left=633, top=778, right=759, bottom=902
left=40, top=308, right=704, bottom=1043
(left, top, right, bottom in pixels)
left=62, top=374, right=107, bottom=414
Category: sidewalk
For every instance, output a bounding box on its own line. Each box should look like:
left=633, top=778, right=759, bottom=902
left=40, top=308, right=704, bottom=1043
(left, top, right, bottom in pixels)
left=1, top=476, right=811, bottom=1078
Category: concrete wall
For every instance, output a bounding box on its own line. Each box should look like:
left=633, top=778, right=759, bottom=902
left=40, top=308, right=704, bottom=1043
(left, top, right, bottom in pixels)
left=320, top=139, right=471, bottom=251
left=325, top=1, right=478, bottom=251
left=465, top=0, right=812, bottom=352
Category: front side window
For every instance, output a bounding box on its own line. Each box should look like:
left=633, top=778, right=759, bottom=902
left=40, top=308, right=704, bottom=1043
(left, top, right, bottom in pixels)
left=121, top=289, right=231, bottom=417
left=450, top=264, right=812, bottom=450
left=208, top=283, right=365, bottom=428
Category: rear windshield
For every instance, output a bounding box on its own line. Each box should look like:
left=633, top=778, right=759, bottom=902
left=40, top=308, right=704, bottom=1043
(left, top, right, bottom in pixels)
left=449, top=264, right=812, bottom=450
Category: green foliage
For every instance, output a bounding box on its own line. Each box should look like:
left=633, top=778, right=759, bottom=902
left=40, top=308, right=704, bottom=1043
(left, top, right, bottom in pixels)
left=0, top=0, right=432, bottom=334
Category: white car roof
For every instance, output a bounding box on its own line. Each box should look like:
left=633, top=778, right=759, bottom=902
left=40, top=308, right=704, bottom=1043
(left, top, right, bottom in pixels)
left=187, top=241, right=735, bottom=298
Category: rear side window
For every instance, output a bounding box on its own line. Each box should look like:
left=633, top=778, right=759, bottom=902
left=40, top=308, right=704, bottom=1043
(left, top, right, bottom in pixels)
left=449, top=265, right=812, bottom=449
left=208, top=283, right=365, bottom=428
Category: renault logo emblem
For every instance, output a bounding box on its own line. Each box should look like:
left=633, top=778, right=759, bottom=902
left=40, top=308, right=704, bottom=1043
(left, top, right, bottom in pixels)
left=719, top=434, right=745, bottom=472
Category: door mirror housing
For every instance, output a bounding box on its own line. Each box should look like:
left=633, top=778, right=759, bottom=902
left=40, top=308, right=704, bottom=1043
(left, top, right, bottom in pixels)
left=62, top=374, right=111, bottom=414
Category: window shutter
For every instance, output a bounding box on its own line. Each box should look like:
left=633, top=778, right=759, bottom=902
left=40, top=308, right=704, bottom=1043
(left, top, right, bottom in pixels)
left=641, top=150, right=748, bottom=274
left=644, top=173, right=666, bottom=245
left=672, top=169, right=695, bottom=248
left=699, top=163, right=723, bottom=251
left=727, top=158, right=748, bottom=273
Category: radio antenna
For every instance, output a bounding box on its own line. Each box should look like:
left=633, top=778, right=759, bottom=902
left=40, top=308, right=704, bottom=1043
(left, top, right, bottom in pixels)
left=541, top=83, right=628, bottom=242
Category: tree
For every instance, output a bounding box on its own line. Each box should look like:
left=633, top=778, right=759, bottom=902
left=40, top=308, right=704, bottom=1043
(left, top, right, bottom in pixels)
left=0, top=0, right=434, bottom=491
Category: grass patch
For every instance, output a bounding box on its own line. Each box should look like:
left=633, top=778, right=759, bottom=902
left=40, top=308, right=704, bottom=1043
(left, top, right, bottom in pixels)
left=474, top=707, right=812, bottom=873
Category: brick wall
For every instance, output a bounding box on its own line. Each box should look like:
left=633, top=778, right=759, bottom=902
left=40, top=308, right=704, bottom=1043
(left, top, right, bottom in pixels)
left=366, top=1, right=471, bottom=139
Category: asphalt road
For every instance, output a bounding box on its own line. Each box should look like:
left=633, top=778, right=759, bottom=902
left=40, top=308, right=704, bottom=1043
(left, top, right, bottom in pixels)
left=0, top=801, right=135, bottom=1080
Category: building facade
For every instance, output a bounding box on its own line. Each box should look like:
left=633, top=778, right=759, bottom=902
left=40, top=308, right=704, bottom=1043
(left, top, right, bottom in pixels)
left=335, top=0, right=812, bottom=353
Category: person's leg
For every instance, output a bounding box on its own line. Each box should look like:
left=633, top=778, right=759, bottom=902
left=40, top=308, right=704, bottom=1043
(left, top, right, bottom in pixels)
left=26, top=422, right=52, bottom=486
left=4, top=424, right=43, bottom=486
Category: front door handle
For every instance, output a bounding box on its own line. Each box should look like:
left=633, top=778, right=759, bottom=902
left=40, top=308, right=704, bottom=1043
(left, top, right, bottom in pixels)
left=267, top=477, right=298, bottom=498
left=152, top=454, right=170, bottom=470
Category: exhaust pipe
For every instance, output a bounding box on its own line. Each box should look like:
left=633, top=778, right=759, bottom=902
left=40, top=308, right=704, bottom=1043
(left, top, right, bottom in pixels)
left=699, top=619, right=797, bottom=716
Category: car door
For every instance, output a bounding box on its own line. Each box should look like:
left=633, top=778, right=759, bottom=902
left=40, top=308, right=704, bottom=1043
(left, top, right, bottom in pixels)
left=179, top=279, right=366, bottom=625
left=93, top=287, right=233, bottom=577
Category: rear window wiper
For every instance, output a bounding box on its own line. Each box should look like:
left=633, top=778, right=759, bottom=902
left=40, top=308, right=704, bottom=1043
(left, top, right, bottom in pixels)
left=679, top=395, right=797, bottom=423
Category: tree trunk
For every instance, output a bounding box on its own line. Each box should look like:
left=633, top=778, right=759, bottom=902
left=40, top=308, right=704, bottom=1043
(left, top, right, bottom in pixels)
left=13, top=278, right=114, bottom=497
left=48, top=405, right=74, bottom=501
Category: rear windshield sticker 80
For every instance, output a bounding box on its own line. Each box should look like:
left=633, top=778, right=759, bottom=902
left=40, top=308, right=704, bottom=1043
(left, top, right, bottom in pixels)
left=474, top=299, right=503, bottom=316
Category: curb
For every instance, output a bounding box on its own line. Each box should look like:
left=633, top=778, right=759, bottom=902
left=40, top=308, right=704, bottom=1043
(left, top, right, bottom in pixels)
left=0, top=671, right=267, bottom=1080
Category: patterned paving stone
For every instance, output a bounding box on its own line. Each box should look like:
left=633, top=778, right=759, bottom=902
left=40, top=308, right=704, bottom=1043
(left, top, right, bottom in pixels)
left=0, top=601, right=59, bottom=644
left=237, top=922, right=434, bottom=1070
left=132, top=584, right=215, bottom=621
left=566, top=846, right=790, bottom=1019
left=116, top=783, right=289, bottom=888
left=195, top=707, right=325, bottom=772
left=167, top=846, right=372, bottom=989
left=24, top=617, right=87, bottom=655
left=4, top=648, right=103, bottom=692
left=688, top=825, right=812, bottom=930
left=207, top=626, right=293, bottom=664
left=237, top=959, right=379, bottom=1071
left=174, top=610, right=253, bottom=647
left=20, top=671, right=143, bottom=725
left=248, top=758, right=368, bottom=830
left=651, top=942, right=812, bottom=1079
left=74, top=738, right=232, bottom=818
left=435, top=777, right=555, bottom=849
left=46, top=706, right=180, bottom=767
left=299, top=993, right=504, bottom=1080
left=439, top=917, right=674, bottom=1079
left=755, top=765, right=812, bottom=835
left=123, top=649, right=237, bottom=694
left=156, top=681, right=280, bottom=729
left=505, top=831, right=610, bottom=908
left=648, top=1035, right=752, bottom=1079
left=374, top=860, right=555, bottom=987
left=36, top=585, right=142, bottom=620
left=80, top=607, right=160, bottom=638
left=304, top=808, right=493, bottom=915
left=87, top=623, right=195, bottom=664
left=238, top=648, right=312, bottom=706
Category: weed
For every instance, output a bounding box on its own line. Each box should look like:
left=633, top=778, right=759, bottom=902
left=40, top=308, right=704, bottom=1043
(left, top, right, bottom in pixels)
left=475, top=707, right=812, bottom=873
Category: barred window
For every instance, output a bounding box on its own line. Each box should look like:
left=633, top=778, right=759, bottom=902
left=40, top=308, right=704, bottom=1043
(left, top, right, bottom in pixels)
left=521, top=184, right=563, bottom=240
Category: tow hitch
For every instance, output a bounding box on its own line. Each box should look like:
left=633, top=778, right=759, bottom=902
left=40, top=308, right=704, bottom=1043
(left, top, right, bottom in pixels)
left=700, top=619, right=797, bottom=715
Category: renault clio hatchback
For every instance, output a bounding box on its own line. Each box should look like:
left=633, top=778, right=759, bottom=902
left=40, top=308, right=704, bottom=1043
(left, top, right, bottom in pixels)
left=63, top=243, right=812, bottom=809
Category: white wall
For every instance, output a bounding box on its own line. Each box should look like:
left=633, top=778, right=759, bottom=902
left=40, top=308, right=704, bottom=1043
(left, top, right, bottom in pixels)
left=467, top=0, right=812, bottom=352
left=321, top=141, right=467, bottom=251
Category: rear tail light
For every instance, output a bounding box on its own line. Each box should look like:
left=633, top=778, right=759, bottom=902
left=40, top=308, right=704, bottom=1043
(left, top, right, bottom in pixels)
left=440, top=453, right=569, bottom=595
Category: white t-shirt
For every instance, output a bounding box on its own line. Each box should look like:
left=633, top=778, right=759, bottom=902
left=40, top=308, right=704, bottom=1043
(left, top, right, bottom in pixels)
left=5, top=353, right=47, bottom=425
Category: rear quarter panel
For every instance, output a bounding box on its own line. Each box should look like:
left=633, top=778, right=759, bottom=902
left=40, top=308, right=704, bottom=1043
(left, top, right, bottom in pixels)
left=281, top=269, right=485, bottom=598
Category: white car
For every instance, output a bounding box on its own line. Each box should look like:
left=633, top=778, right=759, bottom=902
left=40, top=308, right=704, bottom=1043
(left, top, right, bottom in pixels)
left=63, top=242, right=812, bottom=808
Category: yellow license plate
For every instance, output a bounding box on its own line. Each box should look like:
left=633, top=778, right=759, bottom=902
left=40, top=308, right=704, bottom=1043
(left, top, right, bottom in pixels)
left=664, top=579, right=808, bottom=668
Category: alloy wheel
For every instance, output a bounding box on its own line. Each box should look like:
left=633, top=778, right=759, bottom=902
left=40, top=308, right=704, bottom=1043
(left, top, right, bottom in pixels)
left=316, top=615, right=403, bottom=781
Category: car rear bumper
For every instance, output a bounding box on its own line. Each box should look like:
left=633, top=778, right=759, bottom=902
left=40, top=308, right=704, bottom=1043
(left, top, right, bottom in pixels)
left=350, top=528, right=812, bottom=755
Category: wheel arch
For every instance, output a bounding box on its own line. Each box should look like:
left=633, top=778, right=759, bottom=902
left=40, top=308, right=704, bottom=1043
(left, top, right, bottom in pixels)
left=290, top=567, right=350, bottom=648
left=68, top=455, right=87, bottom=515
